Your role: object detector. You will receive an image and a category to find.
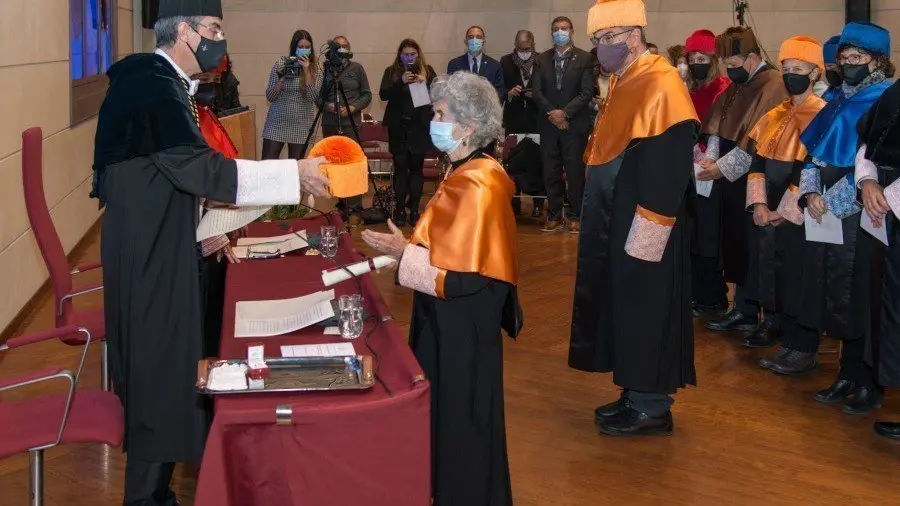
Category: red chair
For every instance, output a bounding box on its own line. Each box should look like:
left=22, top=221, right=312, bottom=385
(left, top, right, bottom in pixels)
left=0, top=325, right=124, bottom=506
left=358, top=122, right=394, bottom=176
left=21, top=128, right=109, bottom=391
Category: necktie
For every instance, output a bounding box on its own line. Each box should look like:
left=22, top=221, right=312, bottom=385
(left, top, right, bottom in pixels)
left=471, top=58, right=478, bottom=74
left=180, top=78, right=200, bottom=127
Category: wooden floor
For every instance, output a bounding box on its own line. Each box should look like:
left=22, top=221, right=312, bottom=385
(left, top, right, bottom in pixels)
left=3, top=210, right=900, bottom=505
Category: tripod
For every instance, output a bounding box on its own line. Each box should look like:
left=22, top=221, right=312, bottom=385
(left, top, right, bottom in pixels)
left=301, top=62, right=394, bottom=223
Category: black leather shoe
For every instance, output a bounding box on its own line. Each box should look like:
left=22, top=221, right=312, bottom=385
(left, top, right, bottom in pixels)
left=874, top=421, right=900, bottom=439
left=597, top=408, right=674, bottom=437
left=814, top=379, right=857, bottom=404
left=771, top=350, right=817, bottom=375
left=843, top=386, right=884, bottom=415
left=759, top=346, right=790, bottom=370
left=705, top=309, right=759, bottom=332
left=594, top=394, right=631, bottom=420
left=742, top=320, right=783, bottom=348
left=392, top=211, right=407, bottom=227
left=693, top=302, right=728, bottom=319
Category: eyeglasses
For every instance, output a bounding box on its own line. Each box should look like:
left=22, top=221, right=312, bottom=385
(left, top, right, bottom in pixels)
left=838, top=53, right=871, bottom=65
left=197, top=22, right=225, bottom=41
left=590, top=29, right=632, bottom=47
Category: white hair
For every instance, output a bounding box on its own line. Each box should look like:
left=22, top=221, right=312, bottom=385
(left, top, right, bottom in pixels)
left=429, top=72, right=502, bottom=149
left=154, top=16, right=202, bottom=49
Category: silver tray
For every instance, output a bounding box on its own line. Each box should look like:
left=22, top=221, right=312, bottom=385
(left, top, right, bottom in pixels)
left=196, top=356, right=375, bottom=395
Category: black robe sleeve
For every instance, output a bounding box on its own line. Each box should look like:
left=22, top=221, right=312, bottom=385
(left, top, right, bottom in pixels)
left=442, top=271, right=493, bottom=299
left=635, top=121, right=697, bottom=219
left=151, top=147, right=238, bottom=203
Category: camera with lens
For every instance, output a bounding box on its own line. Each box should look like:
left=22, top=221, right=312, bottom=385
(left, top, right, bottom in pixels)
left=283, top=56, right=303, bottom=78
left=323, top=39, right=353, bottom=74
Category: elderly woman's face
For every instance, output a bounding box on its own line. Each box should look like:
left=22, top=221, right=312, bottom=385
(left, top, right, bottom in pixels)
left=432, top=100, right=454, bottom=125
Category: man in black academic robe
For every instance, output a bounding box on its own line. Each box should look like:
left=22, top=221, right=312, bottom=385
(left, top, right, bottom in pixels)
left=91, top=2, right=329, bottom=503
left=570, top=0, right=699, bottom=436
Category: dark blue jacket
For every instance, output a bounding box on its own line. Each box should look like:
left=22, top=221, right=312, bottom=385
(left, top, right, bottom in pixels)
left=447, top=53, right=506, bottom=102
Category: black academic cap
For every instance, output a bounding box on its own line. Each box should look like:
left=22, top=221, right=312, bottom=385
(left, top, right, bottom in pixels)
left=158, top=0, right=223, bottom=19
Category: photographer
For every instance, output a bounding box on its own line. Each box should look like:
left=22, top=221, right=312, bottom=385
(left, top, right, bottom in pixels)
left=262, top=29, right=322, bottom=160
left=379, top=38, right=437, bottom=227
left=319, top=35, right=372, bottom=223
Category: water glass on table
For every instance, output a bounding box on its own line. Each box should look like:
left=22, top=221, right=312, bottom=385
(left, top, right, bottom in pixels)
left=320, top=225, right=338, bottom=258
left=338, top=294, right=363, bottom=340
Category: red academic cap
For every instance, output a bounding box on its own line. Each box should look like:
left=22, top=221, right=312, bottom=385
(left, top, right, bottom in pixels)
left=685, top=29, right=716, bottom=54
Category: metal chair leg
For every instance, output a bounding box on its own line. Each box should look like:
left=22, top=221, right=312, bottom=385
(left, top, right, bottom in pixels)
left=29, top=450, right=43, bottom=506
left=101, top=340, right=110, bottom=391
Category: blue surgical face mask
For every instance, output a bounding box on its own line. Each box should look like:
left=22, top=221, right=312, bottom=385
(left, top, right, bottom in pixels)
left=553, top=30, right=570, bottom=46
left=430, top=121, right=462, bottom=154
left=467, top=38, right=484, bottom=54
left=295, top=47, right=311, bottom=58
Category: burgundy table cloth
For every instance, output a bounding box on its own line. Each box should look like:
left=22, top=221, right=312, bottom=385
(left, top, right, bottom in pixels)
left=194, top=215, right=430, bottom=506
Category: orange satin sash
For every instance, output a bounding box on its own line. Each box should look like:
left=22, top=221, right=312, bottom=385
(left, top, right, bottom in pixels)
left=409, top=156, right=518, bottom=286
left=584, top=54, right=699, bottom=166
left=748, top=94, right=826, bottom=162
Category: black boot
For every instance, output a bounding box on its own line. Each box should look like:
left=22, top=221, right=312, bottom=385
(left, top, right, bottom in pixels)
left=597, top=408, right=674, bottom=437
left=392, top=209, right=407, bottom=227
left=814, top=379, right=857, bottom=404
left=843, top=386, right=884, bottom=415
left=742, top=319, right=782, bottom=348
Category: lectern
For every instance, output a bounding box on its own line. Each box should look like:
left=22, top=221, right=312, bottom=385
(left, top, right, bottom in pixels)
left=219, top=107, right=257, bottom=160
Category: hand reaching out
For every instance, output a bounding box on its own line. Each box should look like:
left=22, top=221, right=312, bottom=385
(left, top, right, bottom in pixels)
left=298, top=157, right=331, bottom=197
left=360, top=220, right=409, bottom=259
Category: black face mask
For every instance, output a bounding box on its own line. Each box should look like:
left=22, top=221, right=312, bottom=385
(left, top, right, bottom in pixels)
left=841, top=63, right=871, bottom=87
left=689, top=63, right=710, bottom=81
left=191, top=31, right=228, bottom=73
left=727, top=65, right=750, bottom=84
left=825, top=69, right=843, bottom=88
left=782, top=72, right=812, bottom=96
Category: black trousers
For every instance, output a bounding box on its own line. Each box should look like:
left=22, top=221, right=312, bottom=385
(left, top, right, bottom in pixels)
left=391, top=146, right=426, bottom=215
left=261, top=138, right=306, bottom=160
left=626, top=390, right=674, bottom=416
left=124, top=459, right=177, bottom=506
left=322, top=125, right=364, bottom=213
left=541, top=127, right=588, bottom=220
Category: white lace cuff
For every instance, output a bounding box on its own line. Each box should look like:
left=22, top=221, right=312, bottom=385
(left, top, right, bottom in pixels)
left=777, top=185, right=804, bottom=225
left=705, top=136, right=721, bottom=160
left=719, top=147, right=752, bottom=182
left=235, top=159, right=300, bottom=206
left=886, top=180, right=900, bottom=220
left=397, top=244, right=446, bottom=298
left=746, top=173, right=767, bottom=210
left=624, top=206, right=675, bottom=263
left=855, top=144, right=878, bottom=185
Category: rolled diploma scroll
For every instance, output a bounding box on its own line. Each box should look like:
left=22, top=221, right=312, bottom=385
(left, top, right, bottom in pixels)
left=322, top=255, right=397, bottom=286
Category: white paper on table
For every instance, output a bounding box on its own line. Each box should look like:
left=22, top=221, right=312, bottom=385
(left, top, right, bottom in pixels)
left=280, top=343, right=356, bottom=357
left=233, top=231, right=309, bottom=259
left=234, top=289, right=335, bottom=338
left=197, top=206, right=271, bottom=241
left=323, top=326, right=341, bottom=335
left=694, top=163, right=713, bottom=198
left=409, top=81, right=431, bottom=108
left=321, top=255, right=397, bottom=286
left=804, top=209, right=844, bottom=245
left=860, top=210, right=890, bottom=246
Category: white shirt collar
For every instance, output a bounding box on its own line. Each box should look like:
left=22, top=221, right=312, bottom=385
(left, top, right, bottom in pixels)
left=154, top=48, right=199, bottom=96
left=468, top=53, right=482, bottom=65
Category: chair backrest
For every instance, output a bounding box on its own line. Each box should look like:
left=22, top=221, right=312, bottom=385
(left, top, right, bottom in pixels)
left=358, top=122, right=390, bottom=144
left=21, top=127, right=72, bottom=325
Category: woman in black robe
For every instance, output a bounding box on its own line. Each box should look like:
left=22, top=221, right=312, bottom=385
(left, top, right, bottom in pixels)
left=855, top=78, right=900, bottom=438
left=362, top=71, right=520, bottom=506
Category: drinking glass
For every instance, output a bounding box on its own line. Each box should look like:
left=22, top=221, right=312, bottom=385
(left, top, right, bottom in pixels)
left=320, top=225, right=338, bottom=258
